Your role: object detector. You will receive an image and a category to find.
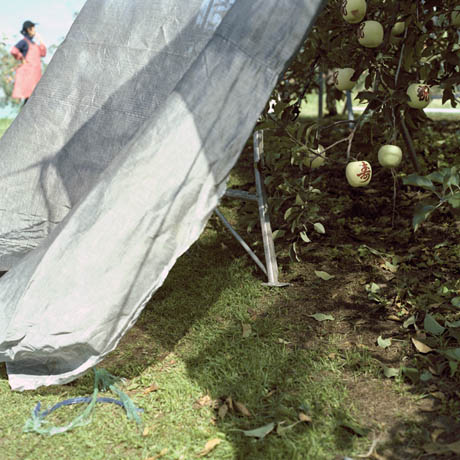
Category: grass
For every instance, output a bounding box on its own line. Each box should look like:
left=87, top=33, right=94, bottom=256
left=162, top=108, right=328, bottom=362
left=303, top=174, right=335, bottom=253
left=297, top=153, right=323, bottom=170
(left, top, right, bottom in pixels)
left=0, top=118, right=12, bottom=138
left=0, top=226, right=382, bottom=460
left=0, top=107, right=458, bottom=459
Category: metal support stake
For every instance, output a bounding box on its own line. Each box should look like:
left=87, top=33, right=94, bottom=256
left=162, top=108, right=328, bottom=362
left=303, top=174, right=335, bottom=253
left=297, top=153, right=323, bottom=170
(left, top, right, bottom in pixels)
left=214, top=209, right=267, bottom=276
left=318, top=72, right=324, bottom=118
left=346, top=90, right=354, bottom=129
left=253, top=131, right=289, bottom=287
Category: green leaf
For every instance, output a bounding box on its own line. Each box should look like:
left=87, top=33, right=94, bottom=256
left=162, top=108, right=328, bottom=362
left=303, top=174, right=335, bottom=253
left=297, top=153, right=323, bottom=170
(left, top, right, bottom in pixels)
left=300, top=231, right=311, bottom=243
left=272, top=229, right=285, bottom=240
left=413, top=204, right=436, bottom=231
left=424, top=314, right=445, bottom=336
left=377, top=336, right=392, bottom=349
left=402, top=174, right=436, bottom=192
left=401, top=366, right=419, bottom=384
left=313, top=222, right=325, bottom=234
left=241, top=422, right=275, bottom=439
left=451, top=297, right=460, bottom=307
left=442, top=348, right=460, bottom=361
left=447, top=193, right=460, bottom=209
left=403, top=315, right=416, bottom=329
left=383, top=367, right=399, bottom=378
left=314, top=270, right=334, bottom=281
left=309, top=313, right=335, bottom=322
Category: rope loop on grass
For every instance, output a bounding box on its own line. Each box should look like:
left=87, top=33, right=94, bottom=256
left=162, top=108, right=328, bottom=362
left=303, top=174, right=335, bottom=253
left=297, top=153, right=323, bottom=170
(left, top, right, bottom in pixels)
left=23, top=368, right=143, bottom=436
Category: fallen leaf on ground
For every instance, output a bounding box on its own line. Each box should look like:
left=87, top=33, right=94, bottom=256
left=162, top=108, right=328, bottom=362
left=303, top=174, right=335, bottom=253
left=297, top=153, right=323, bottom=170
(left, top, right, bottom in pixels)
left=218, top=403, right=228, bottom=420
left=225, top=396, right=233, bottom=411
left=314, top=270, right=335, bottom=280
left=299, top=412, right=312, bottom=423
left=242, top=323, right=252, bottom=338
left=193, top=395, right=214, bottom=409
left=309, top=313, right=334, bottom=322
left=143, top=384, right=160, bottom=395
left=197, top=439, right=221, bottom=457
left=142, top=426, right=150, bottom=437
left=412, top=337, right=433, bottom=354
left=241, top=422, right=275, bottom=439
left=377, top=336, right=392, bottom=349
left=234, top=401, right=251, bottom=417
left=383, top=367, right=399, bottom=378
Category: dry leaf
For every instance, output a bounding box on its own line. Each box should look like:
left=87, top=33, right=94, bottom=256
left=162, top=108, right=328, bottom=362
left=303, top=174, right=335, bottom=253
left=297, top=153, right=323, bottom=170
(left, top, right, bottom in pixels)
left=265, top=389, right=276, bottom=398
left=143, top=426, right=150, bottom=437
left=430, top=391, right=445, bottom=400
left=143, top=384, right=160, bottom=395
left=242, top=323, right=252, bottom=338
left=197, top=438, right=221, bottom=457
left=194, top=394, right=213, bottom=409
left=225, top=396, right=234, bottom=411
left=234, top=401, right=251, bottom=417
left=218, top=403, right=228, bottom=420
left=447, top=439, right=460, bottom=454
left=412, top=337, right=433, bottom=354
left=387, top=315, right=402, bottom=322
left=298, top=412, right=312, bottom=423
left=431, top=429, right=444, bottom=442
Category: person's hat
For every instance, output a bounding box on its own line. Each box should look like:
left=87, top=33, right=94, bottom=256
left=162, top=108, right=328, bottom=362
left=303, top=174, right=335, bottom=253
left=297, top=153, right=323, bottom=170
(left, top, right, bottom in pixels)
left=21, top=20, right=36, bottom=34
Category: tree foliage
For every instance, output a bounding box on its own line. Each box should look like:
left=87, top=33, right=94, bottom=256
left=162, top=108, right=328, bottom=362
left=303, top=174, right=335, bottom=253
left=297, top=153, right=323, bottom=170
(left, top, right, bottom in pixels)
left=253, top=0, right=459, bottom=252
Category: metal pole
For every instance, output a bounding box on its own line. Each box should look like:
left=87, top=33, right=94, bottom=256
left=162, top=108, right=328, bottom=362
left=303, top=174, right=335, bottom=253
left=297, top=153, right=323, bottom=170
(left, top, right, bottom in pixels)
left=253, top=131, right=289, bottom=287
left=346, top=90, right=354, bottom=129
left=318, top=72, right=324, bottom=118
left=214, top=209, right=267, bottom=276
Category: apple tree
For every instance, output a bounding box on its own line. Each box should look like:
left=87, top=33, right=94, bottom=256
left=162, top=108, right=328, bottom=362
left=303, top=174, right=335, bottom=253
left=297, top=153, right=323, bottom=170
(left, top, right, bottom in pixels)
left=251, top=0, right=459, bottom=256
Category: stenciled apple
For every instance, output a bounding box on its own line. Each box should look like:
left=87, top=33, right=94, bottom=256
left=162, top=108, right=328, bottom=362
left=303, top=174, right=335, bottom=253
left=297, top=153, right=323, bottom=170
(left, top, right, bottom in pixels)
left=378, top=145, right=402, bottom=168
left=357, top=21, right=384, bottom=48
left=407, top=83, right=431, bottom=109
left=346, top=161, right=372, bottom=187
left=303, top=145, right=326, bottom=168
left=333, top=68, right=357, bottom=91
left=341, top=0, right=367, bottom=24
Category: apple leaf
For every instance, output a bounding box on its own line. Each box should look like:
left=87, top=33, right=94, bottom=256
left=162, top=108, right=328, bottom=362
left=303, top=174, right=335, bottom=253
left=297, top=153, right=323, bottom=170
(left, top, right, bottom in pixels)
left=241, top=422, right=275, bottom=439
left=309, top=313, right=334, bottom=322
left=377, top=336, right=392, bottom=349
left=412, top=337, right=433, bottom=354
left=314, top=270, right=334, bottom=280
left=313, top=222, right=325, bottom=234
left=383, top=367, right=399, bottom=378
left=424, top=314, right=445, bottom=336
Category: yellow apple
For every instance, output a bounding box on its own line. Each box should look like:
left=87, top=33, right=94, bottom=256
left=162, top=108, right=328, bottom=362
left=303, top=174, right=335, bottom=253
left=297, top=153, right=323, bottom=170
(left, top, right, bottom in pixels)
left=341, top=0, right=367, bottom=24
left=358, top=21, right=384, bottom=48
left=407, top=83, right=430, bottom=109
left=391, top=21, right=405, bottom=36
left=346, top=161, right=372, bottom=187
left=304, top=145, right=326, bottom=168
left=333, top=68, right=357, bottom=91
left=378, top=145, right=402, bottom=168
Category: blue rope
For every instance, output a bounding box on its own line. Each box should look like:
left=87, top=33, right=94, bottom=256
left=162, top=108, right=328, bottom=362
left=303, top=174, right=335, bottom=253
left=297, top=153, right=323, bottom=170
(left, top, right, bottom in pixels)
left=23, top=368, right=143, bottom=435
left=33, top=396, right=132, bottom=418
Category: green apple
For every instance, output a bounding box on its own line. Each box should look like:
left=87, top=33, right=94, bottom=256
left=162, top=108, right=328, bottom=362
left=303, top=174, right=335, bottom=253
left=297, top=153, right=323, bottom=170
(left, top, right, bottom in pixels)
left=346, top=161, right=372, bottom=187
left=378, top=145, right=402, bottom=168
left=341, top=0, right=367, bottom=24
left=333, top=68, right=357, bottom=91
left=304, top=145, right=326, bottom=168
left=452, top=10, right=460, bottom=27
left=358, top=21, right=384, bottom=48
left=407, top=83, right=430, bottom=109
left=391, top=21, right=405, bottom=36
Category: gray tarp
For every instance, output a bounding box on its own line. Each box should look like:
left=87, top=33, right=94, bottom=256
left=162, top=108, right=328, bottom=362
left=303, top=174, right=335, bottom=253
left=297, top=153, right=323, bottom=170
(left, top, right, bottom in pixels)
left=0, top=0, right=326, bottom=390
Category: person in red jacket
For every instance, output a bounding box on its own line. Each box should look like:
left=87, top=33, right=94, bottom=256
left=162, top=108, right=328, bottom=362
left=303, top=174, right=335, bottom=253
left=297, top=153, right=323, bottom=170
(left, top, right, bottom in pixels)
left=10, top=20, right=47, bottom=104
